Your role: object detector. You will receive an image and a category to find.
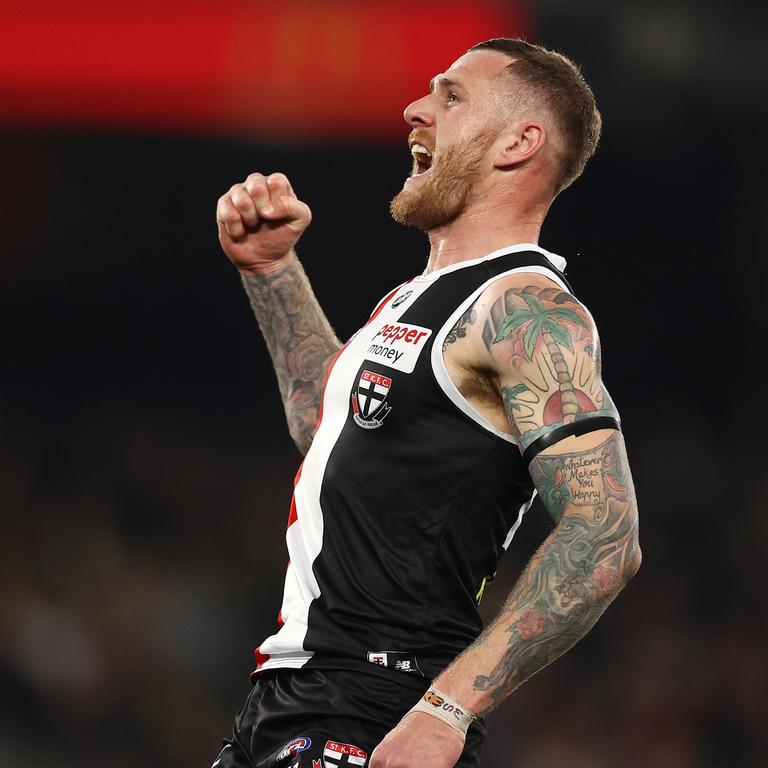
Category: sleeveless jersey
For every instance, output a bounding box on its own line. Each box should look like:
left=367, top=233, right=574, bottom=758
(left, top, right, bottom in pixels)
left=254, top=244, right=571, bottom=686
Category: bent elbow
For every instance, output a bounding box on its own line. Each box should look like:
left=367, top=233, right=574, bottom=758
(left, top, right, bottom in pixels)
left=622, top=535, right=642, bottom=583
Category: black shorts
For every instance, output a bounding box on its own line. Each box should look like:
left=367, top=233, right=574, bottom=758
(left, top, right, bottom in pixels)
left=211, top=669, right=486, bottom=768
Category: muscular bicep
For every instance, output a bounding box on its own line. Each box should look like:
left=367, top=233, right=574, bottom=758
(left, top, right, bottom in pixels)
left=477, top=280, right=620, bottom=459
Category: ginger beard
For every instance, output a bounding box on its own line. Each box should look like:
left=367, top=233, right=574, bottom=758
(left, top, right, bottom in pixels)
left=390, top=130, right=497, bottom=232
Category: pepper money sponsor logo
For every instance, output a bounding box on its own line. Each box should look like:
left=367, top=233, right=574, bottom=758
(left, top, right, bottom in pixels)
left=351, top=370, right=392, bottom=430
left=322, top=741, right=368, bottom=768
left=365, top=322, right=432, bottom=373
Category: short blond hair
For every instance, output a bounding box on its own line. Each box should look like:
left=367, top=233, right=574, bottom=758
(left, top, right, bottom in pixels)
left=470, top=38, right=602, bottom=194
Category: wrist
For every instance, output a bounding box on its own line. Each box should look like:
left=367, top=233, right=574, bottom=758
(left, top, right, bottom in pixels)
left=407, top=686, right=475, bottom=737
left=238, top=250, right=295, bottom=277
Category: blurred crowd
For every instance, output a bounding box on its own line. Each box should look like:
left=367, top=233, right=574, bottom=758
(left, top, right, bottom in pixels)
left=2, top=402, right=766, bottom=766
left=3, top=1, right=768, bottom=764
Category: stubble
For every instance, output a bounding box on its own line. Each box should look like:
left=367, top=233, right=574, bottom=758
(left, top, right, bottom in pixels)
left=390, top=131, right=496, bottom=232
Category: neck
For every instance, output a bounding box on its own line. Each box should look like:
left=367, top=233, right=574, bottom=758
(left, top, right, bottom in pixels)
left=423, top=197, right=549, bottom=275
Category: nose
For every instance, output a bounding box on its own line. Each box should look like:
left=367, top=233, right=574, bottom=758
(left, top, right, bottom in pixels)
left=403, top=94, right=434, bottom=127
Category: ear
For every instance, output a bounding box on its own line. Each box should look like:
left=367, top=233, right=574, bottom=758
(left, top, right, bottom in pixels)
left=493, top=122, right=546, bottom=169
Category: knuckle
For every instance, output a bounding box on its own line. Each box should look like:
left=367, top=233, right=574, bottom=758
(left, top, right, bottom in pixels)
left=216, top=201, right=236, bottom=222
left=245, top=172, right=264, bottom=183
left=232, top=190, right=252, bottom=208
left=268, top=172, right=288, bottom=184
left=245, top=179, right=266, bottom=196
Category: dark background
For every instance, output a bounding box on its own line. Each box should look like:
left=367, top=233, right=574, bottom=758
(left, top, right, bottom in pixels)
left=2, top=1, right=767, bottom=766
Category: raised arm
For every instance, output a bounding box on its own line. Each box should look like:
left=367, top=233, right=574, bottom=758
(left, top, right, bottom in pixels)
left=217, top=172, right=342, bottom=454
left=371, top=275, right=641, bottom=768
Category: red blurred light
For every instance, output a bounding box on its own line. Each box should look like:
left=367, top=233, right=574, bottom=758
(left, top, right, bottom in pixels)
left=0, top=0, right=531, bottom=139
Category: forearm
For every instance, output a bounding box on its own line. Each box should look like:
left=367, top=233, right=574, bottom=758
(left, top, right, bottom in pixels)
left=434, top=432, right=641, bottom=717
left=241, top=251, right=342, bottom=453
left=436, top=515, right=638, bottom=716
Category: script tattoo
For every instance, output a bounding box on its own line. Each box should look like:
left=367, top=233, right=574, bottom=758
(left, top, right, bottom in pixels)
left=444, top=307, right=477, bottom=348
left=242, top=256, right=341, bottom=454
left=483, top=285, right=619, bottom=450
left=471, top=432, right=640, bottom=714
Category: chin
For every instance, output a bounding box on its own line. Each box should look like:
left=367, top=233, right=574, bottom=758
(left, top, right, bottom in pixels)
left=390, top=185, right=462, bottom=232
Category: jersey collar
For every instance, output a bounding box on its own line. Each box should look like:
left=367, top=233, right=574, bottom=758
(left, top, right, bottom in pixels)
left=414, top=242, right=567, bottom=282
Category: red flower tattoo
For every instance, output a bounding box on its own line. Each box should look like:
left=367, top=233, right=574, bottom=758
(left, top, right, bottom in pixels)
left=592, top=565, right=620, bottom=597
left=517, top=609, right=546, bottom=639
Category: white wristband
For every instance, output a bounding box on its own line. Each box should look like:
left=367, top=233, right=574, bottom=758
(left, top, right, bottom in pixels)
left=408, top=687, right=475, bottom=736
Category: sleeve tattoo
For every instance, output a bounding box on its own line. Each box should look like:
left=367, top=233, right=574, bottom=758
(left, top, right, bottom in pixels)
left=470, top=431, right=640, bottom=715
left=242, top=256, right=341, bottom=454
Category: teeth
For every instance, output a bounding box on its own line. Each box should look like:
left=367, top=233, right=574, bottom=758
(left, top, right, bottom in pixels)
left=410, top=144, right=432, bottom=160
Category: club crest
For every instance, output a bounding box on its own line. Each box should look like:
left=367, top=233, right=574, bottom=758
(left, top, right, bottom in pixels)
left=351, top=370, right=392, bottom=429
left=322, top=741, right=368, bottom=768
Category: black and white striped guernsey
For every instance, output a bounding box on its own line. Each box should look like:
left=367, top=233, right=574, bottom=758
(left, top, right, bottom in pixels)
left=254, top=243, right=572, bottom=686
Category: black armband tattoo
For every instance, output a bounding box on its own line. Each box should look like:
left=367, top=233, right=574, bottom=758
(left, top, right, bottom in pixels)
left=521, top=416, right=621, bottom=466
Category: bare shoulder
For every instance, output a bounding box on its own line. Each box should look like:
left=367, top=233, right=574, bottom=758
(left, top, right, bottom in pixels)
left=442, top=271, right=598, bottom=367
left=469, top=271, right=619, bottom=450
left=474, top=271, right=598, bottom=364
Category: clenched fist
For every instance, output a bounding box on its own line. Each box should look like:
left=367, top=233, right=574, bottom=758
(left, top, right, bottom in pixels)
left=216, top=172, right=312, bottom=274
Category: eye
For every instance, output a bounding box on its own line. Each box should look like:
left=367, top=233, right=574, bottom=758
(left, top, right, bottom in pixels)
left=446, top=91, right=459, bottom=103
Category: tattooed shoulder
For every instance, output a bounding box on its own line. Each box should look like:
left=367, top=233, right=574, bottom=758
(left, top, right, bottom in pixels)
left=478, top=282, right=619, bottom=451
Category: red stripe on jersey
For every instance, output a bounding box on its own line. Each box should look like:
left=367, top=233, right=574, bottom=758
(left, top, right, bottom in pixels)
left=287, top=496, right=298, bottom=528
left=286, top=463, right=304, bottom=528
left=365, top=282, right=410, bottom=325
left=311, top=342, right=349, bottom=436
left=286, top=342, right=347, bottom=531
left=254, top=647, right=270, bottom=670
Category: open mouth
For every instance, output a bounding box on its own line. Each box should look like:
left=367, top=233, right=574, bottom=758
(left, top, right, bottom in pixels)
left=409, top=142, right=433, bottom=176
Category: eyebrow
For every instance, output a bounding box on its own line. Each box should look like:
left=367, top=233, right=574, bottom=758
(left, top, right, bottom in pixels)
left=429, top=76, right=463, bottom=94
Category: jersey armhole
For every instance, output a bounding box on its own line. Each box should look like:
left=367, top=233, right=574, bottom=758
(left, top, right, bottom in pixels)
left=430, top=265, right=571, bottom=445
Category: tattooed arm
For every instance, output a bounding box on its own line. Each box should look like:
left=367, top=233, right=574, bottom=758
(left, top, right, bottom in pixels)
left=435, top=429, right=640, bottom=717
left=241, top=257, right=342, bottom=453
left=433, top=275, right=641, bottom=716
left=217, top=172, right=341, bottom=454
left=370, top=275, right=640, bottom=768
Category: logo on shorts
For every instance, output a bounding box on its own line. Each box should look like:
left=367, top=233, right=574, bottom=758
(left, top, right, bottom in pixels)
left=277, top=737, right=311, bottom=764
left=351, top=370, right=392, bottom=430
left=366, top=650, right=423, bottom=675
left=391, top=290, right=413, bottom=308
left=322, top=741, right=368, bottom=768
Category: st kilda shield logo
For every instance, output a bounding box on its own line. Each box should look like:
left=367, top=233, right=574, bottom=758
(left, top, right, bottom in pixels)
left=351, top=370, right=392, bottom=429
left=322, top=741, right=368, bottom=768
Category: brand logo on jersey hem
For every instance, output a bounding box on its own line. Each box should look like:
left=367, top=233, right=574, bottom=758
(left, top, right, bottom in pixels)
left=352, top=370, right=392, bottom=430
left=367, top=650, right=424, bottom=675
left=322, top=741, right=368, bottom=768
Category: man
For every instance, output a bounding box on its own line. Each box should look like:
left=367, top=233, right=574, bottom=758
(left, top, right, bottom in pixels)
left=213, top=38, right=640, bottom=768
